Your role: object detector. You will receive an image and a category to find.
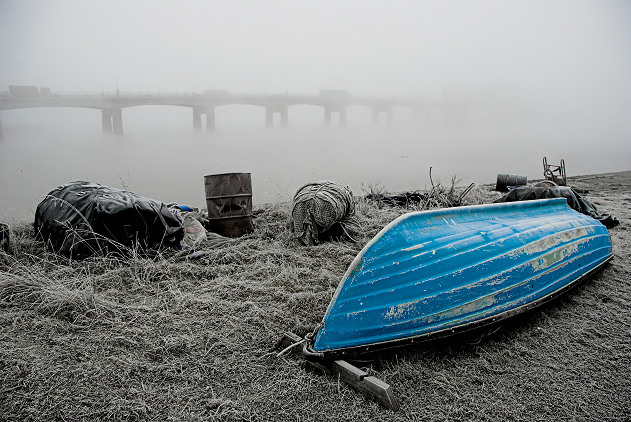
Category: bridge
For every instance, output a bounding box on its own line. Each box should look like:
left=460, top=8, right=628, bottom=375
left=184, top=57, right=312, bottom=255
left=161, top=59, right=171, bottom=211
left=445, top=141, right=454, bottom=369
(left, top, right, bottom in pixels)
left=0, top=89, right=459, bottom=136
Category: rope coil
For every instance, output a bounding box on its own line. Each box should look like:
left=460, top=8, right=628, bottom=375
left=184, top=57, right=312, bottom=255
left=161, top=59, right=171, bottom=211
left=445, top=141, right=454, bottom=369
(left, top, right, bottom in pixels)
left=290, top=181, right=355, bottom=245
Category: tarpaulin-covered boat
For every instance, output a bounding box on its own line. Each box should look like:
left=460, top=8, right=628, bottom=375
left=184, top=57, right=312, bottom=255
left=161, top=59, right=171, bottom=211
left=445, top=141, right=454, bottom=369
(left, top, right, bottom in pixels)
left=304, top=198, right=613, bottom=359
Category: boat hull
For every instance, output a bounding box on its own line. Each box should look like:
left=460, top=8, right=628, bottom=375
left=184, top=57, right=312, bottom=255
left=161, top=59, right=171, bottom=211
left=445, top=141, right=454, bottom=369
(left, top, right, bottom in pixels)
left=310, top=199, right=613, bottom=356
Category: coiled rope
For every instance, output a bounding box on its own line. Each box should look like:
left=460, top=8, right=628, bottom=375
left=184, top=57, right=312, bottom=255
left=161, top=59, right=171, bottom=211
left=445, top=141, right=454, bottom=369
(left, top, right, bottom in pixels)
left=290, top=181, right=355, bottom=245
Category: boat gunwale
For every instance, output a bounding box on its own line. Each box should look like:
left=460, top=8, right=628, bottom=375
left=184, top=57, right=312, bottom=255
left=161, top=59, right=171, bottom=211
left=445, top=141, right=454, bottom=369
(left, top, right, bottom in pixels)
left=367, top=208, right=589, bottom=267
left=342, top=223, right=605, bottom=300
left=303, top=218, right=613, bottom=360
left=337, top=243, right=613, bottom=337
left=309, top=199, right=613, bottom=357
left=305, top=254, right=612, bottom=359
left=323, top=198, right=576, bottom=319
left=320, top=199, right=576, bottom=321
left=336, top=236, right=612, bottom=318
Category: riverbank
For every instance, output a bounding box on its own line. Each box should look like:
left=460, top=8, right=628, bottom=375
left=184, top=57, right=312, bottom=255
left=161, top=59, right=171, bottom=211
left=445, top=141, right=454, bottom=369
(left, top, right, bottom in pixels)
left=0, top=171, right=629, bottom=421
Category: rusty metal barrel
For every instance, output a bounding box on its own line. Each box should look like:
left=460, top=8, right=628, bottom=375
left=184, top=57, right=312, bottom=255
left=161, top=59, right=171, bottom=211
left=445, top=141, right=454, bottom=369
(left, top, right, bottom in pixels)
left=496, top=174, right=527, bottom=192
left=204, top=173, right=254, bottom=237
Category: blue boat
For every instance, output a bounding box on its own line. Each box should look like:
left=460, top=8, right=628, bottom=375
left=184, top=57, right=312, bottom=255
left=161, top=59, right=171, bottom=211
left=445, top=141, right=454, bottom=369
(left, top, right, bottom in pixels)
left=305, top=198, right=613, bottom=358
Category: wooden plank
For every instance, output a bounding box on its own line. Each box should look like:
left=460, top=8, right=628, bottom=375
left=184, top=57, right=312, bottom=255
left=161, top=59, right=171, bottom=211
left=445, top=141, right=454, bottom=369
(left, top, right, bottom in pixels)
left=277, top=332, right=400, bottom=411
left=278, top=332, right=303, bottom=350
left=329, top=360, right=399, bottom=411
left=332, top=360, right=367, bottom=382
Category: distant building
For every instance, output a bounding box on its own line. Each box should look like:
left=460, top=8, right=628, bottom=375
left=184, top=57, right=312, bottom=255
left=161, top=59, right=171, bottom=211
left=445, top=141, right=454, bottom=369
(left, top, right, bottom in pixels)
left=9, top=85, right=39, bottom=97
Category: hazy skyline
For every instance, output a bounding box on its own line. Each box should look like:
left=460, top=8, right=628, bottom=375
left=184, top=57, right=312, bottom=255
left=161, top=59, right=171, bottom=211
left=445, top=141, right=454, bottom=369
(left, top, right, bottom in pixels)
left=2, top=0, right=630, bottom=100
left=1, top=0, right=630, bottom=220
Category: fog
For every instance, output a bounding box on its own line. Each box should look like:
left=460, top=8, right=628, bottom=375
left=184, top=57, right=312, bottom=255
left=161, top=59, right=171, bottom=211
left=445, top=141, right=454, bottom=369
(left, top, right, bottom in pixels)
left=1, top=0, right=630, bottom=220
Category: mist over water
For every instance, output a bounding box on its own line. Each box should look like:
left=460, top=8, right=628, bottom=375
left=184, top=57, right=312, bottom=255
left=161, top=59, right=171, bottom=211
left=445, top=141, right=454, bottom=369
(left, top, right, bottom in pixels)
left=1, top=0, right=630, bottom=221
left=1, top=103, right=629, bottom=221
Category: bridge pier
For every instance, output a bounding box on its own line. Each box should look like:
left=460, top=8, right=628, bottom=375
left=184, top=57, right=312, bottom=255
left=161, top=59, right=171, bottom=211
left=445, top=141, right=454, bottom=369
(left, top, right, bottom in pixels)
left=324, top=107, right=346, bottom=127
left=266, top=106, right=288, bottom=128
left=112, top=108, right=124, bottom=135
left=193, top=108, right=202, bottom=131
left=101, top=109, right=113, bottom=134
left=442, top=103, right=466, bottom=126
left=206, top=107, right=215, bottom=131
left=193, top=107, right=215, bottom=132
left=340, top=108, right=347, bottom=126
left=281, top=108, right=288, bottom=128
left=411, top=106, right=430, bottom=124
left=101, top=108, right=123, bottom=135
left=372, top=108, right=393, bottom=125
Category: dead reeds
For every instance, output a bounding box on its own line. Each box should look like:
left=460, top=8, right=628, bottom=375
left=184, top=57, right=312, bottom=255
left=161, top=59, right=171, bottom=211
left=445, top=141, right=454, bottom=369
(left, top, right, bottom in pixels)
left=364, top=167, right=498, bottom=211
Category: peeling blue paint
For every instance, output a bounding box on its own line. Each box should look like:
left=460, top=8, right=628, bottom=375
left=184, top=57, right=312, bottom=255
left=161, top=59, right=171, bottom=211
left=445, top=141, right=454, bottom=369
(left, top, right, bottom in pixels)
left=312, top=199, right=613, bottom=352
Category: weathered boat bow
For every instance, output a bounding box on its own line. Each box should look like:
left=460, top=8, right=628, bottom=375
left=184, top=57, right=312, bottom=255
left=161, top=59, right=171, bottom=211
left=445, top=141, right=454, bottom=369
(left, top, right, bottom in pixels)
left=306, top=198, right=613, bottom=358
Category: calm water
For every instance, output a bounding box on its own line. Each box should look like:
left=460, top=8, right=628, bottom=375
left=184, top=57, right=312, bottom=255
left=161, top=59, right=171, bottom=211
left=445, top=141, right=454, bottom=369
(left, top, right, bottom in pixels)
left=1, top=107, right=629, bottom=222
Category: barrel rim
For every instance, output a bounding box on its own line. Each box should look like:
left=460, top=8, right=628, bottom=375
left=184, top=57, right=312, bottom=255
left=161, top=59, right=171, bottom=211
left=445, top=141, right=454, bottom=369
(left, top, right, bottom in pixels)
left=206, top=193, right=252, bottom=200
left=496, top=173, right=528, bottom=178
left=207, top=215, right=254, bottom=221
left=204, top=172, right=251, bottom=178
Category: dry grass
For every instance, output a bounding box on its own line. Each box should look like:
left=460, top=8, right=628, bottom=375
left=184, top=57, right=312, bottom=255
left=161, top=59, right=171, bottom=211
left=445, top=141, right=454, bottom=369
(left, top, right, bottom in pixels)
left=0, top=174, right=629, bottom=421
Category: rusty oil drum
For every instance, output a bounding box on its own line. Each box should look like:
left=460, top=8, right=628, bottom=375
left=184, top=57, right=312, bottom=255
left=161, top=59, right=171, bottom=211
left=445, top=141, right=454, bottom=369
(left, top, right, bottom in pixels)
left=204, top=173, right=254, bottom=237
left=495, top=174, right=527, bottom=192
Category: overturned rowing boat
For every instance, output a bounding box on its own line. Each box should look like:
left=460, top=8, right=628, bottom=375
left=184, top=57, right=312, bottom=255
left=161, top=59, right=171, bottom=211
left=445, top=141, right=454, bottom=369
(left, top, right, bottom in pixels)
left=305, top=198, right=613, bottom=359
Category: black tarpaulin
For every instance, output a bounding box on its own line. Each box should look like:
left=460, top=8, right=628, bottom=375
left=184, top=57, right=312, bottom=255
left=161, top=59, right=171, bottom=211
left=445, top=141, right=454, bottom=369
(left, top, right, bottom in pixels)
left=496, top=186, right=620, bottom=228
left=35, top=181, right=184, bottom=258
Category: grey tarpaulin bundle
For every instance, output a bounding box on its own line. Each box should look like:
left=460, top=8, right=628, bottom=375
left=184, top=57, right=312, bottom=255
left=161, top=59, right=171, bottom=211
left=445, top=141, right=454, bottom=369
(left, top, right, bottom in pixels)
left=290, top=181, right=355, bottom=245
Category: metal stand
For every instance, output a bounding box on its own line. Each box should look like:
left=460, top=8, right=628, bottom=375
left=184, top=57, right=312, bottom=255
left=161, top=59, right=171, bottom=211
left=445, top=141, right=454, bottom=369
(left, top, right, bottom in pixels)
left=543, top=157, right=567, bottom=186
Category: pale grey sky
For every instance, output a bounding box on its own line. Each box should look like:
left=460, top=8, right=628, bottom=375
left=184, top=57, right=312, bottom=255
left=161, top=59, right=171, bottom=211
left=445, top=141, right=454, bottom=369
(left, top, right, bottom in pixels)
left=2, top=0, right=630, bottom=101
left=1, top=0, right=630, bottom=218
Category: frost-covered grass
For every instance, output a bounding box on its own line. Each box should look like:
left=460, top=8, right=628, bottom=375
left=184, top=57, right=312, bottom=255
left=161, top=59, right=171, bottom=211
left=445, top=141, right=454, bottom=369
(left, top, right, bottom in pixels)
left=0, top=175, right=629, bottom=421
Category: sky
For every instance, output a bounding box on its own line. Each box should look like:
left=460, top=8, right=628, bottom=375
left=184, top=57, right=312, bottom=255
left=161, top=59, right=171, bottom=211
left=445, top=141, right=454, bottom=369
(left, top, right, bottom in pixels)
left=2, top=0, right=630, bottom=100
left=1, top=0, right=630, bottom=219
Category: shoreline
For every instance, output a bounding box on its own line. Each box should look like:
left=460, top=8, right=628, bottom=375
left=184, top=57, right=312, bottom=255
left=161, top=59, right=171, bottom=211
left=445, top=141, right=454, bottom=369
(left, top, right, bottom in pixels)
left=2, top=169, right=630, bottom=226
left=0, top=168, right=629, bottom=420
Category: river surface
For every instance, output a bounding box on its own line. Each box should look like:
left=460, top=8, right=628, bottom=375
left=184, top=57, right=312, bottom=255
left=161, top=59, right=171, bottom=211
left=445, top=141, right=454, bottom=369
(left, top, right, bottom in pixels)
left=1, top=107, right=629, bottom=222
